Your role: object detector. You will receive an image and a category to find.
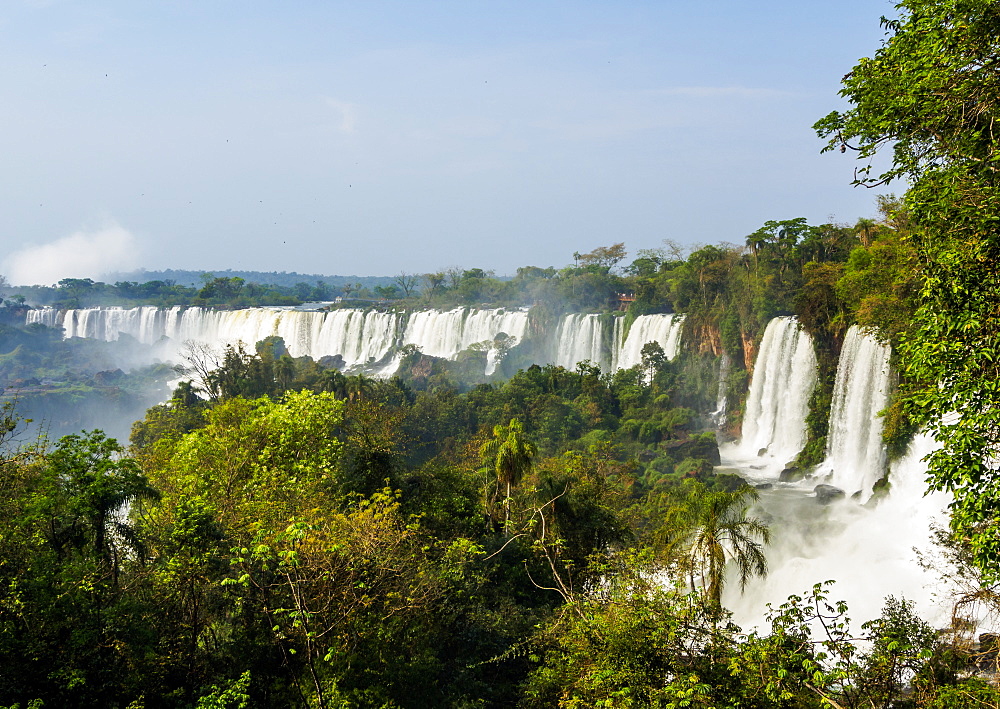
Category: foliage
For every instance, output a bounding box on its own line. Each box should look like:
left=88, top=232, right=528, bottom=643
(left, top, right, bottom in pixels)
left=817, top=0, right=1000, bottom=580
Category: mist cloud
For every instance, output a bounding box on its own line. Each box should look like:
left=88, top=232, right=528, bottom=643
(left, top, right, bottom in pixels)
left=3, top=222, right=142, bottom=286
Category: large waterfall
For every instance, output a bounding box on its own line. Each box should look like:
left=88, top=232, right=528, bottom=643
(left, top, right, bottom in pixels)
left=613, top=314, right=685, bottom=370
left=822, top=325, right=892, bottom=499
left=27, top=306, right=684, bottom=376
left=731, top=316, right=817, bottom=469
left=553, top=314, right=607, bottom=370
left=721, top=318, right=952, bottom=628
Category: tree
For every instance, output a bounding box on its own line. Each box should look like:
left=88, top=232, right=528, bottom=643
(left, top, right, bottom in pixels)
left=393, top=271, right=419, bottom=298
left=39, top=431, right=159, bottom=579
left=640, top=340, right=667, bottom=384
left=576, top=243, right=627, bottom=272
left=815, top=0, right=1000, bottom=578
left=659, top=482, right=769, bottom=607
left=480, top=418, right=537, bottom=527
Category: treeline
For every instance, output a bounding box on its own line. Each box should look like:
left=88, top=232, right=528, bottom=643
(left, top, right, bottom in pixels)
left=0, top=326, right=989, bottom=707
left=103, top=269, right=400, bottom=291
left=5, top=202, right=917, bottom=325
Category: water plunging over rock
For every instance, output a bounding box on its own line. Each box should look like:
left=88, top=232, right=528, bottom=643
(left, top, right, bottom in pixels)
left=731, top=316, right=817, bottom=471
left=27, top=306, right=687, bottom=378
left=821, top=325, right=892, bottom=502
left=552, top=313, right=607, bottom=370
left=612, top=314, right=685, bottom=370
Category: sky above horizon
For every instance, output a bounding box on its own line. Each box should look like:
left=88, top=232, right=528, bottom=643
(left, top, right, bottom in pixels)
left=1, top=0, right=899, bottom=285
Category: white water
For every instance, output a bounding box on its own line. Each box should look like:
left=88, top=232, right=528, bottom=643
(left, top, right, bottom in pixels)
left=721, top=319, right=951, bottom=628
left=725, top=433, right=952, bottom=629
left=728, top=317, right=817, bottom=472
left=710, top=353, right=731, bottom=427
left=402, top=308, right=529, bottom=375
left=553, top=314, right=607, bottom=370
left=821, top=325, right=892, bottom=500
left=27, top=306, right=683, bottom=376
left=613, top=314, right=685, bottom=370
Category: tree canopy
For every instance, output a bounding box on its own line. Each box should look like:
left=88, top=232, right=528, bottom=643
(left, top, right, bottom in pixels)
left=817, top=0, right=1000, bottom=579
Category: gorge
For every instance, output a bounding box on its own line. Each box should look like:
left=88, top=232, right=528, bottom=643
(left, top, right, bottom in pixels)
left=24, top=304, right=954, bottom=629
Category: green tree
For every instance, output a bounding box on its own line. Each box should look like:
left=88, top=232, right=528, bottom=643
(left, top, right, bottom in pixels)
left=480, top=418, right=537, bottom=527
left=816, top=0, right=1000, bottom=578
left=40, top=431, right=159, bottom=578
left=658, top=482, right=769, bottom=607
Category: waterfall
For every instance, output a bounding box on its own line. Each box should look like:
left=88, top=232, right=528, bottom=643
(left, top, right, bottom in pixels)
left=822, top=325, right=892, bottom=499
left=29, top=306, right=696, bottom=377
left=736, top=317, right=817, bottom=467
left=613, top=314, right=685, bottom=370
left=710, top=352, right=731, bottom=427
left=25, top=307, right=62, bottom=328
left=552, top=314, right=607, bottom=370
left=401, top=308, right=529, bottom=375
left=725, top=431, right=952, bottom=629
left=30, top=305, right=536, bottom=375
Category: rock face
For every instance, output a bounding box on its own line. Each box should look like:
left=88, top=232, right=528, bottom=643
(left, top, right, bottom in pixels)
left=779, top=467, right=804, bottom=482
left=814, top=484, right=846, bottom=504
left=666, top=433, right=722, bottom=466
left=318, top=354, right=346, bottom=370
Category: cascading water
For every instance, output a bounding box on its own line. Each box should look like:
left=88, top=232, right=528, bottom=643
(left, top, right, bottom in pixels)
left=613, top=314, right=685, bottom=370
left=25, top=307, right=61, bottom=329
left=720, top=319, right=952, bottom=628
left=710, top=353, right=731, bottom=427
left=729, top=316, right=817, bottom=470
left=822, top=325, right=892, bottom=499
left=552, top=314, right=607, bottom=370
left=31, top=306, right=687, bottom=377
left=725, top=432, right=952, bottom=629
left=401, top=308, right=529, bottom=375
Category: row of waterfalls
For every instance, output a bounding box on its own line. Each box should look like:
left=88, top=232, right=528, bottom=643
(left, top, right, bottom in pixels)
left=27, top=306, right=686, bottom=375
left=27, top=305, right=953, bottom=627
left=723, top=316, right=950, bottom=627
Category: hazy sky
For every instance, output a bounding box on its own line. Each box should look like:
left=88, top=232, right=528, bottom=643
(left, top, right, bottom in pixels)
left=1, top=0, right=898, bottom=284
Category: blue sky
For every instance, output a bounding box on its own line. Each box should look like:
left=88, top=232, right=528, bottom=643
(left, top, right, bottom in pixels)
left=1, top=0, right=898, bottom=284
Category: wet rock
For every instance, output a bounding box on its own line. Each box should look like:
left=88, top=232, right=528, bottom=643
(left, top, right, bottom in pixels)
left=757, top=447, right=768, bottom=457
left=754, top=482, right=773, bottom=490
left=814, top=484, right=845, bottom=504
left=318, top=354, right=346, bottom=370
left=94, top=369, right=125, bottom=385
left=667, top=433, right=722, bottom=466
left=779, top=467, right=804, bottom=482
left=715, top=473, right=749, bottom=492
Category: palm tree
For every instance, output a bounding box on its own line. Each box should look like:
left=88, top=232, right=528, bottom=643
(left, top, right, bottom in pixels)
left=854, top=217, right=878, bottom=248
left=480, top=418, right=537, bottom=528
left=689, top=486, right=770, bottom=606
left=660, top=483, right=770, bottom=607
left=43, top=431, right=160, bottom=581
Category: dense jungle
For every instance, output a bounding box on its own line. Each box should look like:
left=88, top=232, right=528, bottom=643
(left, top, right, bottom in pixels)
left=5, top=1, right=1000, bottom=707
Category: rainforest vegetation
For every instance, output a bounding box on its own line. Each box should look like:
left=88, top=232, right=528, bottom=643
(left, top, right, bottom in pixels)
left=4, top=0, right=1000, bottom=706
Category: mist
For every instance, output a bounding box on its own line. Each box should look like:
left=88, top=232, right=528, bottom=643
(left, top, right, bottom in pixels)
left=3, top=221, right=142, bottom=286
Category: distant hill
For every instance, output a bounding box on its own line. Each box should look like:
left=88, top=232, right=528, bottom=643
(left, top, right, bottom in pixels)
left=102, top=269, right=398, bottom=290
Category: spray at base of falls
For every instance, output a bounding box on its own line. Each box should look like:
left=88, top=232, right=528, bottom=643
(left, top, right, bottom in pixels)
left=723, top=433, right=952, bottom=629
